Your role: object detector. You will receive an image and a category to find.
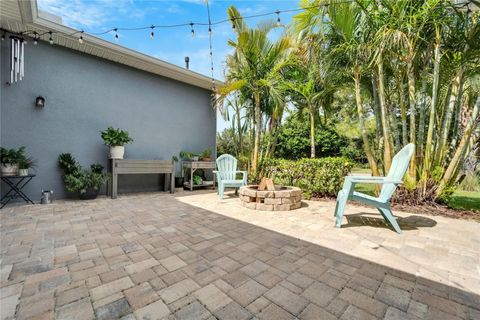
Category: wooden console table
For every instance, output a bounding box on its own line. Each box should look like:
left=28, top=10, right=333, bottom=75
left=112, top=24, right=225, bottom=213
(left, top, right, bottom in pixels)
left=182, top=160, right=216, bottom=191
left=109, top=159, right=174, bottom=199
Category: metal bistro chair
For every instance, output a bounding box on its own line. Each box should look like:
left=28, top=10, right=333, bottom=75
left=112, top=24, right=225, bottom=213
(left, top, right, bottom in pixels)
left=334, top=144, right=415, bottom=234
left=214, top=154, right=247, bottom=199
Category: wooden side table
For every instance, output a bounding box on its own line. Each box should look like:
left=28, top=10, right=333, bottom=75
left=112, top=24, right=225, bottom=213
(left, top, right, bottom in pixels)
left=182, top=161, right=216, bottom=191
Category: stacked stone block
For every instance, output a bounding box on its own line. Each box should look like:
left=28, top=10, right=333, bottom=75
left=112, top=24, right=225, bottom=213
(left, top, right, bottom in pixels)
left=239, top=186, right=303, bottom=211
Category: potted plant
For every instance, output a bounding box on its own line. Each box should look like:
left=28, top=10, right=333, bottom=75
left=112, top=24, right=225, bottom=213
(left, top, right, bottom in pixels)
left=179, top=151, right=194, bottom=161
left=18, top=154, right=36, bottom=176
left=0, top=147, right=24, bottom=176
left=58, top=153, right=108, bottom=200
left=200, top=149, right=212, bottom=161
left=100, top=127, right=133, bottom=159
left=193, top=175, right=203, bottom=186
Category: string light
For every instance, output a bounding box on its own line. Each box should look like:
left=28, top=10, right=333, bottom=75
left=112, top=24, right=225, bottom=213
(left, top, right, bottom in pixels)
left=231, top=18, right=236, bottom=30
left=276, top=10, right=281, bottom=26
left=1, top=31, right=5, bottom=41
left=150, top=26, right=155, bottom=39
left=205, top=0, right=216, bottom=93
left=190, top=22, right=195, bottom=38
left=33, top=32, right=38, bottom=45
left=48, top=31, right=53, bottom=44
left=79, top=30, right=84, bottom=44
left=114, top=28, right=119, bottom=41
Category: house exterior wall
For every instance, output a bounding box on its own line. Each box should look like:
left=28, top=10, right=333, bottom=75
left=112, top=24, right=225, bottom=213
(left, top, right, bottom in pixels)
left=0, top=40, right=216, bottom=200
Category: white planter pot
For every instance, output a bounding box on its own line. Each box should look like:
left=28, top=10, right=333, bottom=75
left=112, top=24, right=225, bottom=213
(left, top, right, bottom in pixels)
left=18, top=168, right=29, bottom=176
left=109, top=146, right=125, bottom=159
left=1, top=164, right=18, bottom=176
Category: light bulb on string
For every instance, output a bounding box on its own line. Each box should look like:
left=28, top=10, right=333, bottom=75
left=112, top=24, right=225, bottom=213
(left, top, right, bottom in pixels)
left=150, top=26, right=155, bottom=39
left=190, top=23, right=195, bottom=38
left=231, top=18, right=236, bottom=29
left=1, top=31, right=5, bottom=41
left=208, top=27, right=212, bottom=35
left=33, top=32, right=38, bottom=45
left=49, top=31, right=53, bottom=44
left=114, top=28, right=119, bottom=41
left=79, top=31, right=84, bottom=44
left=276, top=10, right=281, bottom=26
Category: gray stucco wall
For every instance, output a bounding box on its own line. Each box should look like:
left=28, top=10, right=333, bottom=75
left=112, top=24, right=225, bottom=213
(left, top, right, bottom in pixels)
left=1, top=39, right=216, bottom=201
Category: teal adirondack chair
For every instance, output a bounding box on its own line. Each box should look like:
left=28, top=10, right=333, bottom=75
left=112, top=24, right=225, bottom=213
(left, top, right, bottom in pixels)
left=214, top=154, right=248, bottom=199
left=334, top=144, right=415, bottom=234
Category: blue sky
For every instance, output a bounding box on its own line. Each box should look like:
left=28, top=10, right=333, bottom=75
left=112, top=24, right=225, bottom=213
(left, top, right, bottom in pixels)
left=37, top=0, right=299, bottom=130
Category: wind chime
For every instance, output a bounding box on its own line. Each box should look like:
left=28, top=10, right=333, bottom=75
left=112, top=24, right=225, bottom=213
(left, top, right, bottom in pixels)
left=9, top=36, right=25, bottom=84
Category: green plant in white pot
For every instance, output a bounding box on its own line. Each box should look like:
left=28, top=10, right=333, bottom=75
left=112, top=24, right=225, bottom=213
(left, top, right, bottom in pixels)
left=100, top=127, right=133, bottom=159
left=18, top=154, right=36, bottom=176
left=0, top=147, right=24, bottom=176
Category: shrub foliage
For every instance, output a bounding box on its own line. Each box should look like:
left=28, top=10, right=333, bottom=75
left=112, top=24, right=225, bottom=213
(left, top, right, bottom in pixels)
left=260, top=157, right=352, bottom=199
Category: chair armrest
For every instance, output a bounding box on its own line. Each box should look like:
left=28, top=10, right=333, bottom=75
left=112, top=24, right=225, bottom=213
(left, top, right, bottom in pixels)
left=350, top=178, right=403, bottom=184
left=237, top=171, right=248, bottom=183
left=348, top=175, right=383, bottom=180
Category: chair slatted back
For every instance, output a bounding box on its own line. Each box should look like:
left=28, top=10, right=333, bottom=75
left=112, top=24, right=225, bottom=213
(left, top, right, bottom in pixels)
left=216, top=154, right=238, bottom=181
left=379, top=144, right=415, bottom=201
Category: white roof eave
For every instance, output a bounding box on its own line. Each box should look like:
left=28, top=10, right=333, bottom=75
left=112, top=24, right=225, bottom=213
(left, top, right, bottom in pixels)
left=6, top=0, right=223, bottom=90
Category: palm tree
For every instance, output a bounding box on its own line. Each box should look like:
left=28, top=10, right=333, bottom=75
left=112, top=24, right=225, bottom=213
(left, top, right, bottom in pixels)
left=286, top=78, right=322, bottom=158
left=218, top=6, right=292, bottom=175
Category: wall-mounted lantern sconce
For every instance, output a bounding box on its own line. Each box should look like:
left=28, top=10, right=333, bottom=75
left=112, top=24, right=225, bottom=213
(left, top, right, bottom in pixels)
left=35, top=96, right=45, bottom=108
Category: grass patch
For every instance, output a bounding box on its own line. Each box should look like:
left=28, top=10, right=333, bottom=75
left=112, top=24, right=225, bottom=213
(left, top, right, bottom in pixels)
left=446, top=191, right=480, bottom=212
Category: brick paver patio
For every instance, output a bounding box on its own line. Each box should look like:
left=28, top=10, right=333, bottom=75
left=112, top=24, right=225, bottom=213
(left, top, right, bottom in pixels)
left=1, top=192, right=479, bottom=319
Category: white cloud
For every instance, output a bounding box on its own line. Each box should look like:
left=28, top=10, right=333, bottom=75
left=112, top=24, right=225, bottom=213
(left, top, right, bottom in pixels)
left=38, top=0, right=131, bottom=28
left=37, top=0, right=155, bottom=29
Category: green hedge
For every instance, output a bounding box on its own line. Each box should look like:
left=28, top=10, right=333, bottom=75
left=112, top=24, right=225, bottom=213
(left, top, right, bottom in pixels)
left=259, top=157, right=352, bottom=199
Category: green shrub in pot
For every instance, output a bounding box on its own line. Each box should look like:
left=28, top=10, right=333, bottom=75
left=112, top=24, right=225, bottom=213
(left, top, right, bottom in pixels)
left=100, top=127, right=133, bottom=159
left=0, top=147, right=25, bottom=176
left=58, top=154, right=108, bottom=200
left=18, top=153, right=36, bottom=176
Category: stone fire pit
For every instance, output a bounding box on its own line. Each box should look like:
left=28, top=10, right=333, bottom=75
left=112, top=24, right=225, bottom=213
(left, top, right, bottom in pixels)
left=239, top=185, right=303, bottom=211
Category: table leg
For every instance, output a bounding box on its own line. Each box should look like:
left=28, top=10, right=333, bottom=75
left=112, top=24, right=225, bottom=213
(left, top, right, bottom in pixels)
left=190, top=168, right=193, bottom=191
left=112, top=173, right=118, bottom=199
left=1, top=176, right=35, bottom=206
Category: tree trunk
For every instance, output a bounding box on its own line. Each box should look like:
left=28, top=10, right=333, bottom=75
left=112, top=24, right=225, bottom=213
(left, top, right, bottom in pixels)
left=399, top=81, right=408, bottom=146
left=434, top=68, right=464, bottom=167
left=449, top=74, right=466, bottom=156
left=310, top=106, right=316, bottom=158
left=391, top=105, right=401, bottom=152
left=407, top=59, right=416, bottom=179
left=422, top=39, right=441, bottom=189
left=355, top=74, right=379, bottom=176
left=416, top=78, right=427, bottom=171
left=372, top=77, right=383, bottom=149
left=437, top=96, right=479, bottom=197
left=236, top=105, right=243, bottom=157
left=377, top=59, right=393, bottom=171
left=252, top=93, right=261, bottom=174
left=269, top=121, right=281, bottom=157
